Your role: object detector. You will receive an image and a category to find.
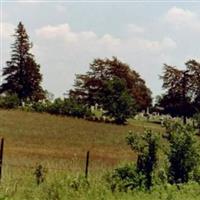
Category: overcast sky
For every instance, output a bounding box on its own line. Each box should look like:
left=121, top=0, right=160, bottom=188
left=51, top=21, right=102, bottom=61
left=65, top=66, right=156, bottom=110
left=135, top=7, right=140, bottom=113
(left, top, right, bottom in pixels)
left=1, top=1, right=200, bottom=98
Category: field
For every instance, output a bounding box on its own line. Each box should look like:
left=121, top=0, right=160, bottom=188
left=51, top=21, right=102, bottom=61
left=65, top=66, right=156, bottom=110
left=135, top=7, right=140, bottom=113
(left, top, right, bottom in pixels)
left=0, top=109, right=199, bottom=200
left=0, top=109, right=163, bottom=172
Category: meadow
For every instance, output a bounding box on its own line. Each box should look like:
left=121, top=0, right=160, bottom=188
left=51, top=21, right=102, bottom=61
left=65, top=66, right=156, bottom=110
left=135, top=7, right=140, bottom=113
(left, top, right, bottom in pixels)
left=0, top=109, right=199, bottom=200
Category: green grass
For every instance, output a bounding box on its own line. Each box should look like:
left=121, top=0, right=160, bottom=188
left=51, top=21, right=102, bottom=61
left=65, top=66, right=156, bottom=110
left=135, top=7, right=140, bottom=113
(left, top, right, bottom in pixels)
left=0, top=169, right=200, bottom=200
left=0, top=109, right=198, bottom=199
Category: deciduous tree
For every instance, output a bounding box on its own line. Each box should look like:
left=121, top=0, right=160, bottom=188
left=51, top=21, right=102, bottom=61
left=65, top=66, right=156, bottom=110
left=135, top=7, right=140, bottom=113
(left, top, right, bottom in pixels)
left=160, top=60, right=200, bottom=123
left=69, top=57, right=152, bottom=111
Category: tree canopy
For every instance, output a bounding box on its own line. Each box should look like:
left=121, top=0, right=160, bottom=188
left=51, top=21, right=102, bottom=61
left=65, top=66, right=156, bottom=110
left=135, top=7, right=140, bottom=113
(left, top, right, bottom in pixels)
left=69, top=57, right=152, bottom=111
left=158, top=60, right=200, bottom=122
left=98, top=77, right=136, bottom=124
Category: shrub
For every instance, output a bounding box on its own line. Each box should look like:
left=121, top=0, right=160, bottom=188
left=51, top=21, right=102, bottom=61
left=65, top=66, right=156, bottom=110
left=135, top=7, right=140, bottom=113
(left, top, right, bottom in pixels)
left=0, top=94, right=20, bottom=109
left=47, top=98, right=91, bottom=118
left=107, top=130, right=159, bottom=192
left=105, top=163, right=146, bottom=192
left=31, top=102, right=47, bottom=113
left=165, top=122, right=200, bottom=184
left=47, top=98, right=64, bottom=115
left=126, top=130, right=159, bottom=189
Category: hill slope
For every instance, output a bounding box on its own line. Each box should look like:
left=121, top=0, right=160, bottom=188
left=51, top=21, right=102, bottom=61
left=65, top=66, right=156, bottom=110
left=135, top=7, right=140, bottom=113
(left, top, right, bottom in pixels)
left=0, top=109, right=162, bottom=172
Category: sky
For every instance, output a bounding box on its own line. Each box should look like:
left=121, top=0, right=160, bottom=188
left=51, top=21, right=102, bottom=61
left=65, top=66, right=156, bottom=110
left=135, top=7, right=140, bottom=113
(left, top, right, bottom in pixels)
left=1, top=0, right=200, bottom=99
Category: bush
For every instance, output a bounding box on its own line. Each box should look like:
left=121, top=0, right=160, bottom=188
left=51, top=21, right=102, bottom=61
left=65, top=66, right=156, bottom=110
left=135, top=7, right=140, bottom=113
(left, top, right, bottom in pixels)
left=31, top=101, right=50, bottom=113
left=107, top=130, right=159, bottom=192
left=47, top=98, right=91, bottom=118
left=126, top=130, right=159, bottom=189
left=0, top=94, right=20, bottom=109
left=47, top=98, right=64, bottom=115
left=164, top=122, right=200, bottom=184
left=105, top=163, right=146, bottom=192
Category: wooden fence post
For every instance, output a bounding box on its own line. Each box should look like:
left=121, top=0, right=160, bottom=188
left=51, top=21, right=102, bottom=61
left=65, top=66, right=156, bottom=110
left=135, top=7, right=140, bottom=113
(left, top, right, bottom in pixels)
left=0, top=138, right=4, bottom=180
left=85, top=151, right=90, bottom=179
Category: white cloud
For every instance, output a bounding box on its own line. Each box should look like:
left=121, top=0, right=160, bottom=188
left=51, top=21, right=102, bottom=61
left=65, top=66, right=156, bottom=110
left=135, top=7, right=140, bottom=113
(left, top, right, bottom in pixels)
left=100, top=34, right=121, bottom=46
left=35, top=24, right=121, bottom=48
left=36, top=24, right=77, bottom=43
left=1, top=22, right=15, bottom=40
left=165, top=7, right=200, bottom=32
left=127, top=24, right=145, bottom=34
left=36, top=23, right=177, bottom=52
left=79, top=31, right=97, bottom=40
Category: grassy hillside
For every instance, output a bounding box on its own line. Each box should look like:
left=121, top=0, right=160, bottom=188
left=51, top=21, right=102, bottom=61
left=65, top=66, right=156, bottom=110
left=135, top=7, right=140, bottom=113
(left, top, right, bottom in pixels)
left=0, top=109, right=163, bottom=172
left=0, top=109, right=199, bottom=200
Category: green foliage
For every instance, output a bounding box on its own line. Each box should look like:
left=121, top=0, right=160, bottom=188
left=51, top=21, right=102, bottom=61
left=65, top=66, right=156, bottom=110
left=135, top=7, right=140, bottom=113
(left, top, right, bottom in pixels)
left=126, top=130, right=159, bottom=189
left=47, top=98, right=91, bottom=118
left=1, top=170, right=200, bottom=200
left=69, top=176, right=89, bottom=191
left=70, top=57, right=152, bottom=112
left=159, top=60, right=200, bottom=119
left=47, top=98, right=64, bottom=115
left=164, top=122, right=200, bottom=184
left=105, top=163, right=146, bottom=192
left=0, top=94, right=20, bottom=109
left=30, top=101, right=50, bottom=113
left=99, top=77, right=136, bottom=124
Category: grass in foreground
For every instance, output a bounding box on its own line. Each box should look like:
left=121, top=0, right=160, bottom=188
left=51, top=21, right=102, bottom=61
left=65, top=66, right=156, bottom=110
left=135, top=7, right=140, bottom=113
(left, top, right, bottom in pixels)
left=0, top=168, right=200, bottom=200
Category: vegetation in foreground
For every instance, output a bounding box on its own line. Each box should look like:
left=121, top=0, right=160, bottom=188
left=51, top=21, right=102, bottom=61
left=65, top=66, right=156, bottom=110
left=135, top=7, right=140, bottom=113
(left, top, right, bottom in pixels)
left=0, top=170, right=200, bottom=200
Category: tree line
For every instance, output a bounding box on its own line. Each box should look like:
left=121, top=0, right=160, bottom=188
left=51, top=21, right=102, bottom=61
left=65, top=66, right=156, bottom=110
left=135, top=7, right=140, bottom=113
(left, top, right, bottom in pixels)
left=0, top=22, right=200, bottom=124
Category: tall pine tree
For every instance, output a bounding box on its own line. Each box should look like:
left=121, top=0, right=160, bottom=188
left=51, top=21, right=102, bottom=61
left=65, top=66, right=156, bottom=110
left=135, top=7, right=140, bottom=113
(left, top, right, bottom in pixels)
left=0, top=22, right=45, bottom=104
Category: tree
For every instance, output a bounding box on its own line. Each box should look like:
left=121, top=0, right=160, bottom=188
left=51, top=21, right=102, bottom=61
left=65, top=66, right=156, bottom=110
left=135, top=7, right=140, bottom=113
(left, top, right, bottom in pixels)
left=156, top=92, right=193, bottom=118
left=0, top=22, right=45, bottom=104
left=99, top=77, right=136, bottom=124
left=69, top=57, right=152, bottom=111
left=160, top=60, right=200, bottom=123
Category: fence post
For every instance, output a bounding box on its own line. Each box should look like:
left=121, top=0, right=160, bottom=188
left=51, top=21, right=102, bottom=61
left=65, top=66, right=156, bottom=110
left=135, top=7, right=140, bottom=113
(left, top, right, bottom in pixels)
left=0, top=138, right=4, bottom=180
left=85, top=151, right=90, bottom=179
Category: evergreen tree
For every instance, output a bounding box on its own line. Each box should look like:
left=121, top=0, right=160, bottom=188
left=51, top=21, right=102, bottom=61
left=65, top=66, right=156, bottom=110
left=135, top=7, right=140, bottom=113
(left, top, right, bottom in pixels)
left=0, top=22, right=45, bottom=104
